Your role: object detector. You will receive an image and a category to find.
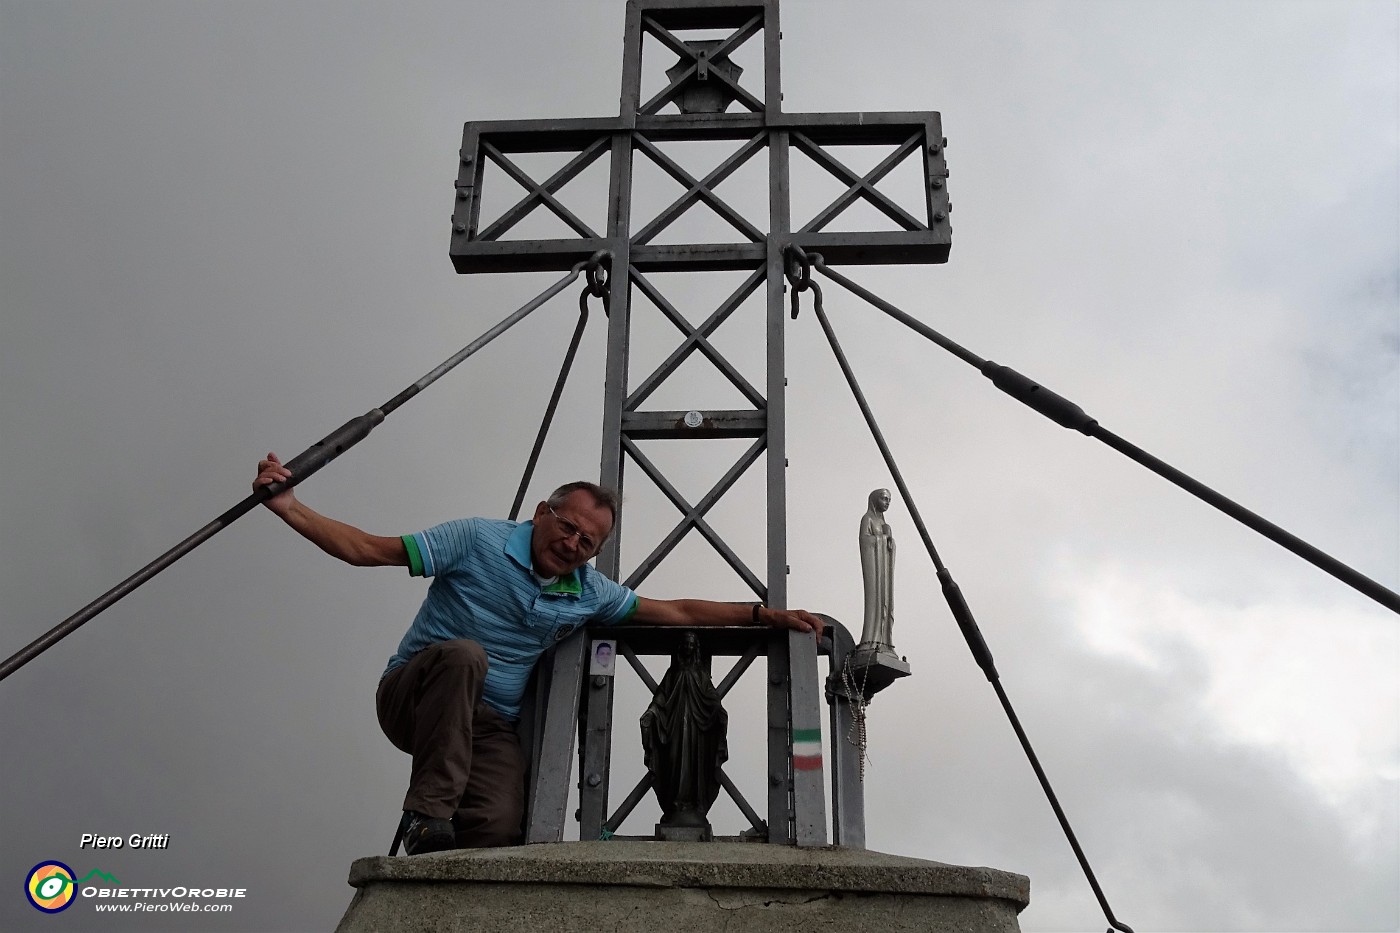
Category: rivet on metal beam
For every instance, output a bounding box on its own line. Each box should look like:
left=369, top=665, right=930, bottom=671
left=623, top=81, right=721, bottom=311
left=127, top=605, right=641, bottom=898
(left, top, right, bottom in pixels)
left=928, top=143, right=941, bottom=155
left=454, top=223, right=467, bottom=234
left=456, top=189, right=469, bottom=200
left=931, top=178, right=944, bottom=189
left=586, top=773, right=602, bottom=787
left=933, top=211, right=947, bottom=223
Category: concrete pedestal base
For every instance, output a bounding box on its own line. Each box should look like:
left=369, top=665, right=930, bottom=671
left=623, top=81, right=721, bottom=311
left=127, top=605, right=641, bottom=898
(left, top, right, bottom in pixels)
left=337, top=841, right=1029, bottom=932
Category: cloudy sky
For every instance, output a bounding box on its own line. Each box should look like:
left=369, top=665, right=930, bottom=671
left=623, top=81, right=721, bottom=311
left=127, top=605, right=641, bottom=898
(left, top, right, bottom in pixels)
left=2, top=1, right=1396, bottom=931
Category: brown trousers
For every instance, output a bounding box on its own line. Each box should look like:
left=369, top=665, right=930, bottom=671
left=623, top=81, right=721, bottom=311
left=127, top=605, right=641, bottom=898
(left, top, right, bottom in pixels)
left=375, top=639, right=525, bottom=847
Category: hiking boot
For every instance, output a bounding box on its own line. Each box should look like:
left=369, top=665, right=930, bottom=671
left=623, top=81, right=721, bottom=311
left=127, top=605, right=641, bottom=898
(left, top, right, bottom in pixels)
left=402, top=811, right=455, bottom=855
left=451, top=812, right=524, bottom=849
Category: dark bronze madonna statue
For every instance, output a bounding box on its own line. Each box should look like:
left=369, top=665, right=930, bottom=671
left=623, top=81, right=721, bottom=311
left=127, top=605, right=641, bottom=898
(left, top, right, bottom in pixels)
left=640, top=632, right=728, bottom=841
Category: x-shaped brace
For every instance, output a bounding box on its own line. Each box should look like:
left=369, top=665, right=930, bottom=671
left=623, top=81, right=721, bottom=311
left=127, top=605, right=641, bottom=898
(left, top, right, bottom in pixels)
left=626, top=266, right=766, bottom=411
left=622, top=435, right=767, bottom=599
left=477, top=137, right=610, bottom=241
left=792, top=130, right=927, bottom=233
left=640, top=14, right=765, bottom=115
left=632, top=133, right=766, bottom=244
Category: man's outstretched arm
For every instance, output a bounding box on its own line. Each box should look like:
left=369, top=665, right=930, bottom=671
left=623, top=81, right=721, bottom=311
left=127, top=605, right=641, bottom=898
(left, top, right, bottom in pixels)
left=254, top=452, right=407, bottom=568
left=632, top=597, right=823, bottom=635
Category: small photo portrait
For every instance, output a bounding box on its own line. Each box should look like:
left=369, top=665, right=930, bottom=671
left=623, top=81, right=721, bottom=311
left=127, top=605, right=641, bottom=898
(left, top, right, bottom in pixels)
left=590, top=639, right=617, bottom=676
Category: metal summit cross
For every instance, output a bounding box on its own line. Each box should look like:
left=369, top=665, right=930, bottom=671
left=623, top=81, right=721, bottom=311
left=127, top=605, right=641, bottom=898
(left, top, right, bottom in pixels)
left=448, top=0, right=950, bottom=847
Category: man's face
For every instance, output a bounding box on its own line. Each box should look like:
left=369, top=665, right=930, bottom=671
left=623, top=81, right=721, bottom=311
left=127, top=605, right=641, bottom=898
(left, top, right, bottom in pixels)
left=531, top=490, right=614, bottom=578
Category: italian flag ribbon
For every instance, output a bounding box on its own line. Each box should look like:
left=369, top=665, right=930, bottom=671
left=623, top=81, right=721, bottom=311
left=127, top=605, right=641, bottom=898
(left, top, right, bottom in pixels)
left=793, top=727, right=823, bottom=771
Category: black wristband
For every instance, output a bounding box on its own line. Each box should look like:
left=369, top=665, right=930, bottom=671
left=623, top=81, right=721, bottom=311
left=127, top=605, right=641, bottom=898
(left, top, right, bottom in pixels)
left=752, top=603, right=763, bottom=626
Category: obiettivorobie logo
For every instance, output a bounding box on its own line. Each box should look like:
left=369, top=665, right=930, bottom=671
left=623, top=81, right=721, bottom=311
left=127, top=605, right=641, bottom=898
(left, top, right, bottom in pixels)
left=25, top=862, right=119, bottom=914
left=23, top=861, right=247, bottom=916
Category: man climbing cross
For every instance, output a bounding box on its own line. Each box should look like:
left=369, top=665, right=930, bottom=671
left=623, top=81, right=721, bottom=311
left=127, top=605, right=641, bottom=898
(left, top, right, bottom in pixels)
left=254, top=453, right=822, bottom=854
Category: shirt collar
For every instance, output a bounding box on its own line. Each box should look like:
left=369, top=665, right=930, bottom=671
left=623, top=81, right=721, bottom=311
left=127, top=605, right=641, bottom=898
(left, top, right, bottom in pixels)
left=506, top=521, right=582, bottom=595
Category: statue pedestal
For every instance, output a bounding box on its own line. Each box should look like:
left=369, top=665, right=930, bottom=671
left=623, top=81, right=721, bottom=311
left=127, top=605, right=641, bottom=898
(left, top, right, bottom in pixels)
left=337, top=841, right=1028, bottom=933
left=841, top=645, right=911, bottom=699
left=656, top=820, right=712, bottom=842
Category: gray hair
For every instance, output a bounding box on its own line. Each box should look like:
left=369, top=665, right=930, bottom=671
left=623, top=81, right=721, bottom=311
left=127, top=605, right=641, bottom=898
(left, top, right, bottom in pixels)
left=547, top=481, right=622, bottom=528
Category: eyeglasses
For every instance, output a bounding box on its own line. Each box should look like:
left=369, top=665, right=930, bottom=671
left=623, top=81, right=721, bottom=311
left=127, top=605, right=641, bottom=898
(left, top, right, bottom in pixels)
left=548, top=504, right=599, bottom=552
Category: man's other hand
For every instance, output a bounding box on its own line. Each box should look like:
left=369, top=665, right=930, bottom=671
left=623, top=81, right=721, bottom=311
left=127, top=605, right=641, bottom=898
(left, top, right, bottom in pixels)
left=254, top=452, right=296, bottom=516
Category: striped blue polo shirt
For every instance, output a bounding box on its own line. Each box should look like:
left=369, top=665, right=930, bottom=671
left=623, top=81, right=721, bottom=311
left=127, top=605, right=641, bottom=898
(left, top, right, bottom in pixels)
left=382, top=517, right=638, bottom=719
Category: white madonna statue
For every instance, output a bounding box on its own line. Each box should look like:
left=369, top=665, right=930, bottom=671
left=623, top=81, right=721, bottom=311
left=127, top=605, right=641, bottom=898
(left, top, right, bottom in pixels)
left=859, top=488, right=895, bottom=649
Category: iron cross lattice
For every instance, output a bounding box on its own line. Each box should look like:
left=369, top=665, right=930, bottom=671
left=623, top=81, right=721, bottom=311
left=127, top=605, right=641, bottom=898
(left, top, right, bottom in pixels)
left=449, top=0, right=949, bottom=846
